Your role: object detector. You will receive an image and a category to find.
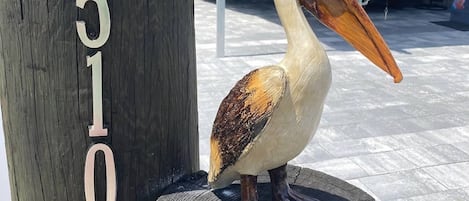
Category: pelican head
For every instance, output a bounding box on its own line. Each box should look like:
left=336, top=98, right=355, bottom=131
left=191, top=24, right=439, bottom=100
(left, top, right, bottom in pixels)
left=299, top=0, right=403, bottom=83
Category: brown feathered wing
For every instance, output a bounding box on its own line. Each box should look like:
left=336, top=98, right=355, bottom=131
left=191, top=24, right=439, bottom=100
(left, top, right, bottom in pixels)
left=208, top=66, right=287, bottom=188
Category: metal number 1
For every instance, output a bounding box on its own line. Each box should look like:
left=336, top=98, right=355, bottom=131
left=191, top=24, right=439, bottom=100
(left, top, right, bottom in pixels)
left=87, top=51, right=108, bottom=137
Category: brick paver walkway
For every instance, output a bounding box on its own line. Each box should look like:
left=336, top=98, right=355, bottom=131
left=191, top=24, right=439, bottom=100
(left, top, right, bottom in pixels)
left=195, top=1, right=469, bottom=200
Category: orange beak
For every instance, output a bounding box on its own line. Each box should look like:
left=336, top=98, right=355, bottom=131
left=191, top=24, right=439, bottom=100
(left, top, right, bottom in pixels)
left=300, top=0, right=403, bottom=83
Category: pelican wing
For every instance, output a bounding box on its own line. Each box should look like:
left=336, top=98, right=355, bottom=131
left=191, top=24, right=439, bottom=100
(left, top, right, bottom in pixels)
left=209, top=66, right=287, bottom=184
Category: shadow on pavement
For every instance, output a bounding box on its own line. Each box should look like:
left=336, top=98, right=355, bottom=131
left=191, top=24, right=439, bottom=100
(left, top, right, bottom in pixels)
left=201, top=0, right=469, bottom=55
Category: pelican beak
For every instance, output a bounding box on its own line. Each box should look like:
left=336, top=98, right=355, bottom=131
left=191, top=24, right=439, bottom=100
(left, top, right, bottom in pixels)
left=300, top=0, right=403, bottom=83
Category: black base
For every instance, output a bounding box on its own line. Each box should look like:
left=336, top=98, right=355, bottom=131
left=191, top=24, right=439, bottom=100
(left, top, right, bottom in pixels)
left=157, top=165, right=375, bottom=201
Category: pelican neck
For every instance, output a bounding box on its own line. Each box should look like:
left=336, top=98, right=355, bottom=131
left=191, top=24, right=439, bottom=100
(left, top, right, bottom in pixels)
left=273, top=0, right=320, bottom=49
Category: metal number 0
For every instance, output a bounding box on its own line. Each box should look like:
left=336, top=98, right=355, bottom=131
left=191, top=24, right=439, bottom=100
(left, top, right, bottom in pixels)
left=84, top=144, right=117, bottom=201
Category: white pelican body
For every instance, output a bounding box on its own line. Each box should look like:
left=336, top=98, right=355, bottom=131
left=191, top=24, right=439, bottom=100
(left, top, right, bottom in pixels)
left=210, top=0, right=331, bottom=188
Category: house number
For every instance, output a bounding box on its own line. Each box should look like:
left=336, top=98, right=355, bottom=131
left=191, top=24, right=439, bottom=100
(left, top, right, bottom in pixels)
left=76, top=0, right=117, bottom=201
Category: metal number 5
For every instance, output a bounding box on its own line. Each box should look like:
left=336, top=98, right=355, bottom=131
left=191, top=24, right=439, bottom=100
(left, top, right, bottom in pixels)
left=76, top=0, right=111, bottom=49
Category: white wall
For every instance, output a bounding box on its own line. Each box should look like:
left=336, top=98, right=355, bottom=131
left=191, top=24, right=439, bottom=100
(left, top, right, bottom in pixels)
left=0, top=109, right=12, bottom=201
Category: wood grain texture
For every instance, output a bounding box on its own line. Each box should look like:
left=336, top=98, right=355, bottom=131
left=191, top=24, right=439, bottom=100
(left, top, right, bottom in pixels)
left=209, top=66, right=286, bottom=185
left=0, top=1, right=198, bottom=201
left=158, top=165, right=375, bottom=201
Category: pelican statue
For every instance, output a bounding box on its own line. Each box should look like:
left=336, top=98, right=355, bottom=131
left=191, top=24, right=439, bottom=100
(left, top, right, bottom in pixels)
left=209, top=0, right=403, bottom=200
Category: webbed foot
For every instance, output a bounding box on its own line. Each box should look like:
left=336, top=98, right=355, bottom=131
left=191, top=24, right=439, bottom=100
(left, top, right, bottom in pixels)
left=268, top=164, right=319, bottom=201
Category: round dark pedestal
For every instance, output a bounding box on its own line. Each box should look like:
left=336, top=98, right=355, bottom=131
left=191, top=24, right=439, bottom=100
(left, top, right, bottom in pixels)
left=156, top=165, right=374, bottom=201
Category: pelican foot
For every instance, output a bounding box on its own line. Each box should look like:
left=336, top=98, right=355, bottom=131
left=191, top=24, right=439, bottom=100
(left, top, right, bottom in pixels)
left=241, top=175, right=259, bottom=201
left=268, top=164, right=319, bottom=201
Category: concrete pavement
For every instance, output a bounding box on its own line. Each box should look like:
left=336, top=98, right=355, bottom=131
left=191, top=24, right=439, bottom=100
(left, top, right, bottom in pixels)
left=195, top=1, right=469, bottom=200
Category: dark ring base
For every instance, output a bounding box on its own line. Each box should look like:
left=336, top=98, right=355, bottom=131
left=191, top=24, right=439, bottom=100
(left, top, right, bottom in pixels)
left=157, top=165, right=375, bottom=201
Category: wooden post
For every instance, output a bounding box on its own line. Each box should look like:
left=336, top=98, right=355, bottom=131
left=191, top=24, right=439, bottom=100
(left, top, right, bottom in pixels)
left=0, top=0, right=198, bottom=201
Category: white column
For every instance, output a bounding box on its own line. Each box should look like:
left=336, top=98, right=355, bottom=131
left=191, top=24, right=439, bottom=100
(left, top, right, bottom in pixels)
left=216, top=0, right=225, bottom=57
left=0, top=108, right=10, bottom=201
